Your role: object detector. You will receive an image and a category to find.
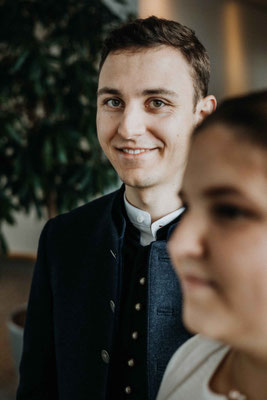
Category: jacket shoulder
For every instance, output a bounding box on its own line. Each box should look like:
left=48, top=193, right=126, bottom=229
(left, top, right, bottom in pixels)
left=45, top=188, right=122, bottom=238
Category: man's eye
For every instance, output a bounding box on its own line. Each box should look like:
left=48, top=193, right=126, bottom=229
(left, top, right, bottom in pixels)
left=104, top=98, right=122, bottom=108
left=149, top=99, right=166, bottom=109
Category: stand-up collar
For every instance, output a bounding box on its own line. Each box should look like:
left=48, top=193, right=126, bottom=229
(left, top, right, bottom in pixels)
left=123, top=192, right=185, bottom=246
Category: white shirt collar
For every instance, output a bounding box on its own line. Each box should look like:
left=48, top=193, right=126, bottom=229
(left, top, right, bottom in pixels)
left=123, top=192, right=185, bottom=246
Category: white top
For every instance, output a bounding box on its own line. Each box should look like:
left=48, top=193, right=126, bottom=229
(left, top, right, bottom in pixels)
left=124, top=193, right=184, bottom=246
left=156, top=334, right=230, bottom=400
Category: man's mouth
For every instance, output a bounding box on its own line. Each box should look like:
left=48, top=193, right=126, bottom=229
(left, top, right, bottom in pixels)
left=121, top=148, right=148, bottom=155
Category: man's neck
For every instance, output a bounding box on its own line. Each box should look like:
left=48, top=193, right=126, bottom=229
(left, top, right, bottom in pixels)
left=125, top=184, right=182, bottom=223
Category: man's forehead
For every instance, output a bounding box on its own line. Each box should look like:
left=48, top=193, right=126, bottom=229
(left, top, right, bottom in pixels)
left=105, top=44, right=181, bottom=60
left=100, top=44, right=189, bottom=73
left=98, top=48, right=193, bottom=91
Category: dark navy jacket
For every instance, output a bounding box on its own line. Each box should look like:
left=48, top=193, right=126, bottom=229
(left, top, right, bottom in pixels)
left=17, top=188, right=190, bottom=400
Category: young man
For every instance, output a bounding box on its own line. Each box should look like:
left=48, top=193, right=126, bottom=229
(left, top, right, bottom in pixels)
left=17, top=16, right=216, bottom=400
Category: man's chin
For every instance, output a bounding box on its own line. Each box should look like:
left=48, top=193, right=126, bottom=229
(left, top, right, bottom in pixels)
left=121, top=176, right=155, bottom=190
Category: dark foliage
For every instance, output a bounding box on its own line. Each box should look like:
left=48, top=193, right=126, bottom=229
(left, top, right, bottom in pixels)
left=0, top=0, right=129, bottom=252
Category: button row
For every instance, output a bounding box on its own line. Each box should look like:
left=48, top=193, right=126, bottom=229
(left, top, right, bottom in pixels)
left=126, top=277, right=144, bottom=396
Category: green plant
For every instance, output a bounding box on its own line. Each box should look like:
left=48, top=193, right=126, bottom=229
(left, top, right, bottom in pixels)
left=0, top=0, right=130, bottom=251
left=0, top=125, right=18, bottom=254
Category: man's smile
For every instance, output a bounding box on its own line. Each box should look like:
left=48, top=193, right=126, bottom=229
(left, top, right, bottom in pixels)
left=115, top=147, right=159, bottom=158
left=121, top=148, right=150, bottom=154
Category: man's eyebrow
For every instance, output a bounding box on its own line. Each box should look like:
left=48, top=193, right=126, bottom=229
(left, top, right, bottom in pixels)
left=97, top=87, right=122, bottom=97
left=142, top=88, right=178, bottom=97
left=97, top=87, right=178, bottom=98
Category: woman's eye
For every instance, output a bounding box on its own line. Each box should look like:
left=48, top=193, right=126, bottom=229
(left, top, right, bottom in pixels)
left=212, top=204, right=250, bottom=220
left=105, top=98, right=122, bottom=108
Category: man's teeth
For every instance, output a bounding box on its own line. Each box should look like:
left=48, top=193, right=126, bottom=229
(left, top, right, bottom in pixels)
left=122, top=149, right=147, bottom=154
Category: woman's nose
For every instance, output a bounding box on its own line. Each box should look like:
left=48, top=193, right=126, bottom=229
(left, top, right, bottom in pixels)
left=168, top=213, right=207, bottom=264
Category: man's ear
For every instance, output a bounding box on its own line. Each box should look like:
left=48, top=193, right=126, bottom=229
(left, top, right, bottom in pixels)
left=195, top=95, right=217, bottom=125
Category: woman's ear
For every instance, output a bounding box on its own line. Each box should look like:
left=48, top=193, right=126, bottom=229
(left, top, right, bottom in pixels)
left=195, top=95, right=217, bottom=125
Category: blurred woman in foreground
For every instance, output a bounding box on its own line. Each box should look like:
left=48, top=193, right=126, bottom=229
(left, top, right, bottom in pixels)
left=157, top=91, right=267, bottom=400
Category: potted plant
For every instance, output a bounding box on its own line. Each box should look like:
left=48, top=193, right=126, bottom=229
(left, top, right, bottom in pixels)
left=0, top=0, right=130, bottom=373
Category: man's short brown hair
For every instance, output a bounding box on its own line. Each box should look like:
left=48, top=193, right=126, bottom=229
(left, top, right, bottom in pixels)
left=99, top=16, right=211, bottom=106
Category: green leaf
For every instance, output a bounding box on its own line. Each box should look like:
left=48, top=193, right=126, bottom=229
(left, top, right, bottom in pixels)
left=10, top=50, right=30, bottom=73
left=43, top=139, right=53, bottom=171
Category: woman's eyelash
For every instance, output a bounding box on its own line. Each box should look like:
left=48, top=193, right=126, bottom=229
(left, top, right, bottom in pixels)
left=212, top=204, right=251, bottom=219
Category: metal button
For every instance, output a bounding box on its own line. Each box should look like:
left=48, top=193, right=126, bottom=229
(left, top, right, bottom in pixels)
left=128, top=358, right=135, bottom=367
left=110, top=300, right=115, bottom=313
left=139, top=277, right=146, bottom=285
left=135, top=303, right=141, bottom=311
left=132, top=331, right=138, bottom=340
left=101, top=350, right=110, bottom=364
left=125, top=386, right=132, bottom=394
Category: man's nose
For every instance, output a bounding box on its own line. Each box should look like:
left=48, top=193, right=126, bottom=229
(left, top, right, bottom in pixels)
left=168, top=213, right=207, bottom=262
left=118, top=104, right=146, bottom=139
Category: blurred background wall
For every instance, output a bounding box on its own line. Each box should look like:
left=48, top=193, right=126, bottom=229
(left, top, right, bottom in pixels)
left=139, top=0, right=267, bottom=99
left=3, top=0, right=267, bottom=257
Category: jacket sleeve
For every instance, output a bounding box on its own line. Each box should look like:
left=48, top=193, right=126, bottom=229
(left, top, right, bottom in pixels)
left=17, top=219, right=58, bottom=400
